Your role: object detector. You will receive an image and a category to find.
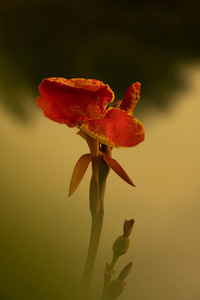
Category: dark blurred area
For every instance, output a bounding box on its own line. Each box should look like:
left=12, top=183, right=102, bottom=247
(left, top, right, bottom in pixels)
left=0, top=0, right=200, bottom=120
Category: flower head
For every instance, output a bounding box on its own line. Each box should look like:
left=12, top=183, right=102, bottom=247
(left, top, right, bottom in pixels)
left=37, top=78, right=145, bottom=148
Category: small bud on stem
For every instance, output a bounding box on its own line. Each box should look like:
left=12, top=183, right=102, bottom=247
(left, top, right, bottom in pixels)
left=123, top=219, right=135, bottom=238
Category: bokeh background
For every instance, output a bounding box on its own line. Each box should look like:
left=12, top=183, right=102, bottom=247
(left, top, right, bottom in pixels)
left=0, top=0, right=200, bottom=299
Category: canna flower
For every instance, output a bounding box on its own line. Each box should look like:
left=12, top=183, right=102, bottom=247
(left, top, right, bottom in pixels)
left=37, top=78, right=145, bottom=196
left=37, top=78, right=144, bottom=291
left=36, top=78, right=145, bottom=148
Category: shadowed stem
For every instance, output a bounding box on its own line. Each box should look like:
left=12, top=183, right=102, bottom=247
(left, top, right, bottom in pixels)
left=81, top=145, right=110, bottom=295
left=81, top=204, right=104, bottom=294
left=100, top=254, right=118, bottom=300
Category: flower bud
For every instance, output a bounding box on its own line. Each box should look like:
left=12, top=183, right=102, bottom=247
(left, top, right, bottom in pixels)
left=118, top=262, right=133, bottom=282
left=123, top=219, right=134, bottom=238
left=112, top=235, right=130, bottom=257
left=106, top=278, right=125, bottom=299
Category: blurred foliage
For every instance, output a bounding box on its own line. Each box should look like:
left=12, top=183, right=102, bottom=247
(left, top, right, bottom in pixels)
left=0, top=0, right=200, bottom=119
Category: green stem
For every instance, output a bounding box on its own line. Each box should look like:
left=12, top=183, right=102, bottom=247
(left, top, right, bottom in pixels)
left=81, top=157, right=108, bottom=294
left=81, top=204, right=104, bottom=294
left=101, top=283, right=108, bottom=300
left=109, top=254, right=118, bottom=271
left=81, top=143, right=111, bottom=296
left=100, top=253, right=119, bottom=300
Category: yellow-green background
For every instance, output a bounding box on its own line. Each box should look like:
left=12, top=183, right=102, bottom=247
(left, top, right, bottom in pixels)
left=0, top=1, right=200, bottom=299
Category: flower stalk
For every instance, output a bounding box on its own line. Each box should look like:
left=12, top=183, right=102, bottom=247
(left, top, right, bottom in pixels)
left=81, top=201, right=104, bottom=293
left=81, top=142, right=111, bottom=294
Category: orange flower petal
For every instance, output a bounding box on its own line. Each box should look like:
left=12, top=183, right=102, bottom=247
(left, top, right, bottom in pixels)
left=36, top=96, right=86, bottom=127
left=37, top=78, right=114, bottom=127
left=119, top=82, right=141, bottom=114
left=80, top=108, right=145, bottom=148
left=101, top=154, right=135, bottom=186
left=68, top=153, right=94, bottom=197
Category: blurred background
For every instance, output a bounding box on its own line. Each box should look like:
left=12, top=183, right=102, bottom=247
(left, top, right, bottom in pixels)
left=0, top=0, right=200, bottom=299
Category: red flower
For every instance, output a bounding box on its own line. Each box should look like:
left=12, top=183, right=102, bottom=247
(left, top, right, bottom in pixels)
left=37, top=78, right=145, bottom=148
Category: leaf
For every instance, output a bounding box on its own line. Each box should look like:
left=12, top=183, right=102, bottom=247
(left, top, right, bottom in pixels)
left=102, top=154, right=135, bottom=187
left=68, top=153, right=94, bottom=197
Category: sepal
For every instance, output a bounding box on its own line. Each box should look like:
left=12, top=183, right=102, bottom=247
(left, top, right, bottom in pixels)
left=101, top=154, right=135, bottom=187
left=68, top=153, right=94, bottom=197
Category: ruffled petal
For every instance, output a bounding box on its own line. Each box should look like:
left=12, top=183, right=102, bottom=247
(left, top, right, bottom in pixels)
left=36, top=96, right=86, bottom=127
left=80, top=108, right=145, bottom=148
left=119, top=82, right=140, bottom=114
left=37, top=78, right=114, bottom=127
